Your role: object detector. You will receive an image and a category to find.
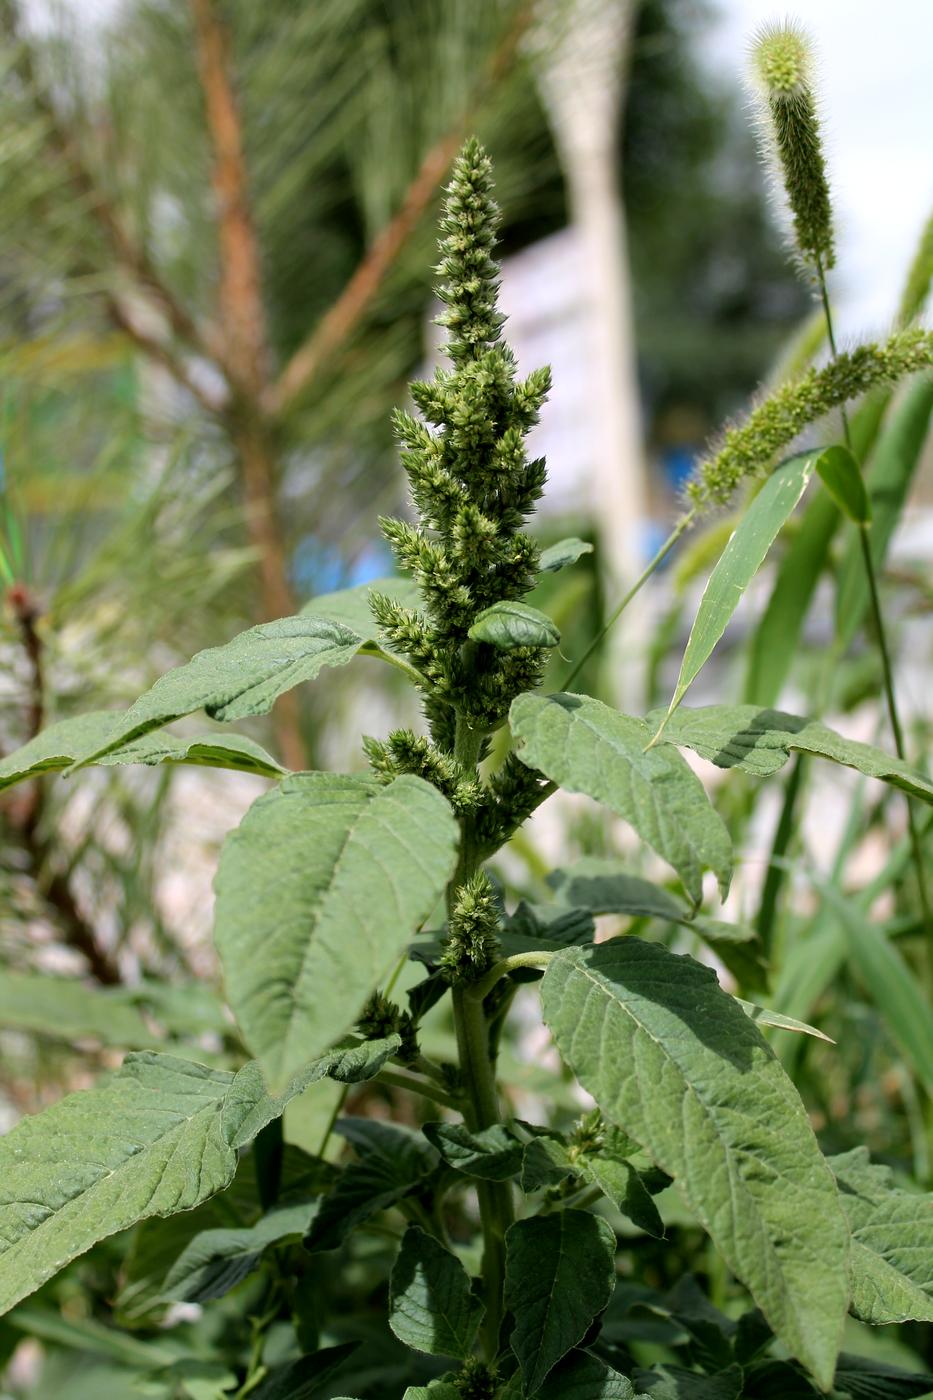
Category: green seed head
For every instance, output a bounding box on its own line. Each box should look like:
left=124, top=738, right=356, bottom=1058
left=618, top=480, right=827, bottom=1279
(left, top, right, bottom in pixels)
left=752, top=21, right=811, bottom=98
left=749, top=21, right=835, bottom=273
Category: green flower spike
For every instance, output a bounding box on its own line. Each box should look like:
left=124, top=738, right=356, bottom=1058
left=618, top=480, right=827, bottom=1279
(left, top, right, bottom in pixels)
left=751, top=20, right=835, bottom=275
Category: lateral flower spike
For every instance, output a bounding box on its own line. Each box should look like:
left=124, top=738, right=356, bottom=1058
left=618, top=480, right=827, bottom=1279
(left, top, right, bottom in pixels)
left=687, top=328, right=933, bottom=511
left=750, top=20, right=835, bottom=275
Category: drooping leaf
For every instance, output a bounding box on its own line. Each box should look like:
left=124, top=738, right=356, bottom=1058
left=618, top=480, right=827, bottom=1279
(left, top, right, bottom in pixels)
left=0, top=712, right=285, bottom=792
left=828, top=1147, right=933, bottom=1325
left=422, top=1122, right=525, bottom=1182
left=67, top=614, right=368, bottom=770
left=468, top=600, right=560, bottom=650
left=538, top=536, right=594, bottom=573
left=735, top=1000, right=833, bottom=1043
left=510, top=693, right=733, bottom=905
left=547, top=859, right=766, bottom=989
left=650, top=705, right=933, bottom=806
left=163, top=1200, right=317, bottom=1302
left=833, top=1351, right=933, bottom=1400
left=662, top=452, right=816, bottom=719
left=0, top=1052, right=274, bottom=1316
left=533, top=1349, right=635, bottom=1398
left=501, top=900, right=595, bottom=955
left=815, top=888, right=933, bottom=1091
left=306, top=1119, right=438, bottom=1252
left=633, top=1364, right=744, bottom=1400
left=214, top=773, right=458, bottom=1089
left=248, top=1343, right=360, bottom=1399
left=540, top=940, right=849, bottom=1389
left=583, top=1155, right=664, bottom=1239
left=0, top=972, right=159, bottom=1048
left=814, top=444, right=872, bottom=524
left=503, top=1209, right=617, bottom=1393
left=389, top=1226, right=484, bottom=1358
left=221, top=1036, right=402, bottom=1150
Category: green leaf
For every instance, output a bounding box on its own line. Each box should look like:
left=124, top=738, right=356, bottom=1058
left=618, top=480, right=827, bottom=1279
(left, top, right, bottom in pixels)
left=540, top=940, right=849, bottom=1389
left=0, top=972, right=159, bottom=1047
left=306, top=1119, right=438, bottom=1252
left=833, top=1352, right=933, bottom=1400
left=66, top=614, right=368, bottom=770
left=510, top=693, right=733, bottom=905
left=389, top=1225, right=484, bottom=1358
left=222, top=1036, right=402, bottom=1150
left=735, top=1000, right=834, bottom=1043
left=401, top=1386, right=460, bottom=1400
left=503, top=1209, right=617, bottom=1393
left=829, top=1147, right=933, bottom=1324
left=663, top=452, right=816, bottom=719
left=521, top=1136, right=575, bottom=1193
left=836, top=378, right=933, bottom=650
left=249, top=1344, right=360, bottom=1399
left=422, top=1122, right=525, bottom=1182
left=547, top=859, right=766, bottom=990
left=0, top=712, right=285, bottom=792
left=532, top=1349, right=635, bottom=1398
left=163, top=1200, right=317, bottom=1302
left=583, top=1155, right=665, bottom=1239
left=538, top=537, right=594, bottom=573
left=633, top=1365, right=743, bottom=1400
left=6, top=1304, right=175, bottom=1369
left=468, top=601, right=560, bottom=650
left=214, top=773, right=458, bottom=1089
left=650, top=704, right=933, bottom=806
left=814, top=444, right=872, bottom=524
left=814, top=888, right=933, bottom=1091
left=0, top=1051, right=275, bottom=1316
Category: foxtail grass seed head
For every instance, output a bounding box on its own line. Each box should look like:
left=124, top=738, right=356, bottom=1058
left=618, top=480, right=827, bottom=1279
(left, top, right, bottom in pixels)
left=897, top=209, right=933, bottom=327
left=687, top=328, right=933, bottom=511
left=750, top=21, right=835, bottom=274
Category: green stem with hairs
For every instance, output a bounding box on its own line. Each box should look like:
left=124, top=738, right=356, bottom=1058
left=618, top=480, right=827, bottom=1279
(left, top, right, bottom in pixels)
left=816, top=256, right=932, bottom=956
left=449, top=713, right=515, bottom=1363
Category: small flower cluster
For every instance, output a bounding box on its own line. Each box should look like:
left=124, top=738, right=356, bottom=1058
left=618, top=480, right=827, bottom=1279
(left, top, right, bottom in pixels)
left=357, top=990, right=418, bottom=1063
left=370, top=138, right=553, bottom=746
left=687, top=328, right=933, bottom=511
left=440, top=870, right=502, bottom=985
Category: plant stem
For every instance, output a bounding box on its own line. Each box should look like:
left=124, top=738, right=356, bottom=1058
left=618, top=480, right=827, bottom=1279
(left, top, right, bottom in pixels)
left=816, top=255, right=931, bottom=953
left=560, top=510, right=695, bottom=693
left=467, top=951, right=554, bottom=1003
left=449, top=713, right=515, bottom=1363
left=858, top=527, right=932, bottom=949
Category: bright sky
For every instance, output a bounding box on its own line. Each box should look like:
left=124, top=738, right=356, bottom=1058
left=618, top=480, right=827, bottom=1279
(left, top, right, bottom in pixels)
left=710, top=0, right=933, bottom=336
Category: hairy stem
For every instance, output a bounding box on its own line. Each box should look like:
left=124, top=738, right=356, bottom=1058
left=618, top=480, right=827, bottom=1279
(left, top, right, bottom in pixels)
left=449, top=718, right=514, bottom=1363
left=816, top=257, right=931, bottom=952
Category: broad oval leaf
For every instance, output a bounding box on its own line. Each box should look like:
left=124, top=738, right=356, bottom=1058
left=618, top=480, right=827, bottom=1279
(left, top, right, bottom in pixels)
left=650, top=704, right=933, bottom=807
left=306, top=1119, right=438, bottom=1252
left=537, top=536, right=594, bottom=573
left=663, top=451, right=816, bottom=721
left=634, top=1364, right=744, bottom=1400
left=510, top=692, right=733, bottom=904
left=67, top=614, right=366, bottom=770
left=163, top=1200, right=317, bottom=1303
left=214, top=773, right=458, bottom=1090
left=0, top=712, right=284, bottom=791
left=0, top=1051, right=275, bottom=1316
left=533, top=1349, right=636, bottom=1399
left=814, top=445, right=871, bottom=524
left=468, top=600, right=560, bottom=650
left=248, top=1343, right=360, bottom=1400
left=0, top=972, right=159, bottom=1048
left=422, top=1121, right=525, bottom=1182
left=540, top=940, right=849, bottom=1389
left=389, top=1225, right=484, bottom=1358
left=504, top=1209, right=617, bottom=1393
left=829, top=1147, right=933, bottom=1324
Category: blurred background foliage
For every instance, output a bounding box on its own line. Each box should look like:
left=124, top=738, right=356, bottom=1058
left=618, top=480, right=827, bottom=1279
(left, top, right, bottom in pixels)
left=0, top=0, right=929, bottom=1394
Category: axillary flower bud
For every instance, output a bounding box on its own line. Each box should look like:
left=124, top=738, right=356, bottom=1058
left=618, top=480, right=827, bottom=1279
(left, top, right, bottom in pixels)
left=750, top=21, right=834, bottom=274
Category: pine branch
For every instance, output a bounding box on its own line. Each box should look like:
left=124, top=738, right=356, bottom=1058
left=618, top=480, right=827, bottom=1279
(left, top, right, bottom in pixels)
left=1, top=0, right=219, bottom=366
left=106, top=296, right=226, bottom=416
left=266, top=0, right=535, bottom=416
